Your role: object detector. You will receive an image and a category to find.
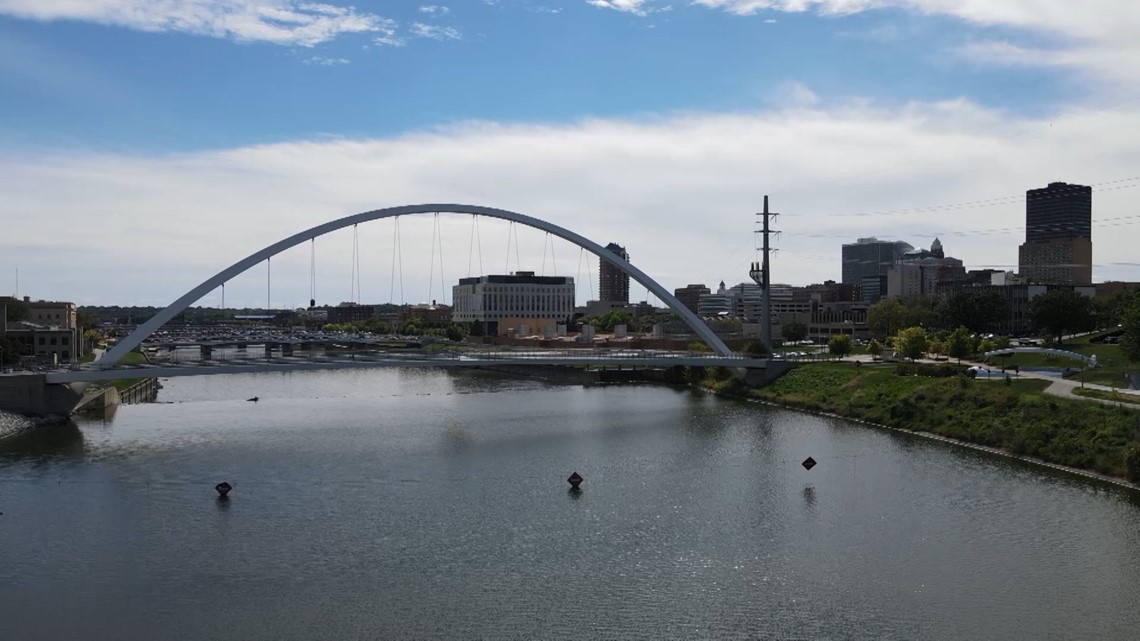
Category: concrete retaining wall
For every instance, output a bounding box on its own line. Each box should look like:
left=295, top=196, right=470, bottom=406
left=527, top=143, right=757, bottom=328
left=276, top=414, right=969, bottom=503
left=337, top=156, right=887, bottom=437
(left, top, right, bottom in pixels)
left=0, top=374, right=82, bottom=418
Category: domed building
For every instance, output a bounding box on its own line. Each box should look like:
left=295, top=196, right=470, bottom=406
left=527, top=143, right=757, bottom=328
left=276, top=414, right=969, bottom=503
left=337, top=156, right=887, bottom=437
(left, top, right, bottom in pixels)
left=886, top=239, right=965, bottom=298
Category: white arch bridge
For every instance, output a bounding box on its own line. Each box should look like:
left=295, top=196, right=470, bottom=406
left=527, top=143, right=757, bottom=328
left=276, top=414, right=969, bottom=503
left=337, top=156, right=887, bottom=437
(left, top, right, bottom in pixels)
left=62, top=204, right=771, bottom=384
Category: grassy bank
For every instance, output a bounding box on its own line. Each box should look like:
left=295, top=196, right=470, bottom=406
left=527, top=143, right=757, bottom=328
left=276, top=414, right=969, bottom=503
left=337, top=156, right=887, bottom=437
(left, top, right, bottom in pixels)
left=701, top=363, right=1140, bottom=482
left=979, top=338, right=1136, bottom=389
left=1073, top=388, right=1140, bottom=406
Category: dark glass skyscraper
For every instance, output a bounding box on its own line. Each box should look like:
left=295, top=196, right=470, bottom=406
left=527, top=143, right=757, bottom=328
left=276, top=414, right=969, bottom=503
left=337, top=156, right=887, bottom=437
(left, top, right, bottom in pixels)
left=1025, top=182, right=1092, bottom=242
left=840, top=237, right=913, bottom=302
left=599, top=242, right=630, bottom=303
left=1019, top=182, right=1092, bottom=285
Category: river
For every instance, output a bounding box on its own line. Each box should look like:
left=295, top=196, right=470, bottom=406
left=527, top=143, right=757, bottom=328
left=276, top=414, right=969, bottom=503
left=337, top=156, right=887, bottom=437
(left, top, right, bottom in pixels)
left=2, top=368, right=1139, bottom=640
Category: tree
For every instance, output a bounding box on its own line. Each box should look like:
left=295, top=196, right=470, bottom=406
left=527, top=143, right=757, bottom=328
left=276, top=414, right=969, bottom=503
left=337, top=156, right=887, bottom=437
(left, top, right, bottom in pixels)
left=946, top=326, right=973, bottom=363
left=1120, top=295, right=1140, bottom=362
left=1029, top=289, right=1095, bottom=344
left=939, top=289, right=1010, bottom=333
left=893, top=326, right=928, bottom=361
left=782, top=321, right=807, bottom=343
left=742, top=340, right=769, bottom=356
left=828, top=334, right=853, bottom=358
left=867, top=297, right=908, bottom=338
left=867, top=339, right=883, bottom=358
left=2, top=297, right=29, bottom=322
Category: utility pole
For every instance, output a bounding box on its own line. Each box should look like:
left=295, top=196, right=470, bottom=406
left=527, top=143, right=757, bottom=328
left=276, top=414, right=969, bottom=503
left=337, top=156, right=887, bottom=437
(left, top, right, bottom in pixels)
left=749, top=196, right=779, bottom=350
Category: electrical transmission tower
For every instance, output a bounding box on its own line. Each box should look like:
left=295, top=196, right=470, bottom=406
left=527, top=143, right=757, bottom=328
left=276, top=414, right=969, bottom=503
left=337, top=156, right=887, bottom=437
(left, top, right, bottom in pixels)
left=749, top=195, right=780, bottom=349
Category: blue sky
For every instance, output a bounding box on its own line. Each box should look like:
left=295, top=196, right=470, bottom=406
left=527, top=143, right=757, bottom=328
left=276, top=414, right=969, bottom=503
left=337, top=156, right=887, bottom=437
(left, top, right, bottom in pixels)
left=2, top=1, right=1139, bottom=305
left=1, top=1, right=1076, bottom=150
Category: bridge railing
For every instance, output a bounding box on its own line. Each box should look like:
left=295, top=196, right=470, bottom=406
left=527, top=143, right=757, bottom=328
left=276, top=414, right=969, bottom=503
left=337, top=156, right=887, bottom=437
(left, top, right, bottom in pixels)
left=85, top=345, right=764, bottom=369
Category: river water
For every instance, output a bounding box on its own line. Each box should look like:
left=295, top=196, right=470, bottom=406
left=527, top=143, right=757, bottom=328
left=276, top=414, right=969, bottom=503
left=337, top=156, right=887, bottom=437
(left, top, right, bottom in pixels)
left=2, top=369, right=1139, bottom=640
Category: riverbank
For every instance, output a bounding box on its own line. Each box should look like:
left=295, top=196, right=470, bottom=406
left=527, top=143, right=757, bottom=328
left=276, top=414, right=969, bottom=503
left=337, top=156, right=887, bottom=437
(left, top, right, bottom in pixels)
left=696, top=362, right=1140, bottom=487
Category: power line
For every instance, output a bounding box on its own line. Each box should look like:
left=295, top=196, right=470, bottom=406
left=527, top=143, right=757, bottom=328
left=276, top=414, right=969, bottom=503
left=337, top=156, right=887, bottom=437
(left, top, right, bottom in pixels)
left=785, top=213, right=1140, bottom=239
left=814, top=176, right=1140, bottom=219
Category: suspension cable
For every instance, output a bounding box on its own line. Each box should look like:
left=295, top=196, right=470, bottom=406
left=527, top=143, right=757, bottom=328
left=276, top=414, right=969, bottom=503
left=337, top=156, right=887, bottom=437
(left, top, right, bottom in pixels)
left=504, top=221, right=513, bottom=273
left=586, top=250, right=594, bottom=300
left=309, top=238, right=316, bottom=308
left=467, top=215, right=476, bottom=277
left=436, top=213, right=446, bottom=305
left=351, top=224, right=361, bottom=304
left=475, top=215, right=484, bottom=277
left=266, top=257, right=271, bottom=311
left=429, top=213, right=438, bottom=304
left=513, top=221, right=521, bottom=273
left=221, top=282, right=225, bottom=310
left=549, top=233, right=557, bottom=276
left=396, top=217, right=405, bottom=304
left=390, top=217, right=398, bottom=304
left=541, top=232, right=549, bottom=276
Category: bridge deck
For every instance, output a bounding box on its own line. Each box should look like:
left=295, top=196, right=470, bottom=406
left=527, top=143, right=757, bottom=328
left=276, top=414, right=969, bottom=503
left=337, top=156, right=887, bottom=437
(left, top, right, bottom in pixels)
left=47, top=354, right=769, bottom=383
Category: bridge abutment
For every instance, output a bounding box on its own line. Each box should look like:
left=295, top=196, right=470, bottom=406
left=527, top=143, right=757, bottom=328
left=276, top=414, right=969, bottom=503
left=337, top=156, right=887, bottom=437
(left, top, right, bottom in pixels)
left=0, top=374, right=83, bottom=419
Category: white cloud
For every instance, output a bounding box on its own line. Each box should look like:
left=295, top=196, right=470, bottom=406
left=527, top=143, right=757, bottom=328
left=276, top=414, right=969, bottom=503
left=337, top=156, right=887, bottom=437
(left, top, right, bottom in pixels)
left=0, top=0, right=395, bottom=47
left=304, top=56, right=350, bottom=65
left=586, top=0, right=652, bottom=16
left=418, top=5, right=450, bottom=16
left=411, top=22, right=462, bottom=41
left=3, top=99, right=1140, bottom=306
left=595, top=1, right=1140, bottom=87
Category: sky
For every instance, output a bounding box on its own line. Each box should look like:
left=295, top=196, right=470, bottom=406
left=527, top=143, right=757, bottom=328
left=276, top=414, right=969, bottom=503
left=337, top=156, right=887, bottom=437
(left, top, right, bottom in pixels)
left=2, top=0, right=1139, bottom=308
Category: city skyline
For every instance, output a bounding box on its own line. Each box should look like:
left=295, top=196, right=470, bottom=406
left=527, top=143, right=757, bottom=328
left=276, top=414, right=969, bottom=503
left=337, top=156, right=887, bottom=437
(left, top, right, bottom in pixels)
left=3, top=1, right=1140, bottom=306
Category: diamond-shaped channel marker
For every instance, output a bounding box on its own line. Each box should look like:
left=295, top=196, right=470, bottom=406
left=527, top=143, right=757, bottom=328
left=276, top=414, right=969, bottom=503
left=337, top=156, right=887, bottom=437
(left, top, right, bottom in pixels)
left=801, top=457, right=817, bottom=471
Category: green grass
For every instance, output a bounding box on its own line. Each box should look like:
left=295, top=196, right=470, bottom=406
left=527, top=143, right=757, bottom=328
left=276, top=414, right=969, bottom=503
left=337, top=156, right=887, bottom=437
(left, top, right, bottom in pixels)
left=983, top=341, right=1137, bottom=388
left=1073, top=388, right=1140, bottom=406
left=745, top=362, right=1140, bottom=481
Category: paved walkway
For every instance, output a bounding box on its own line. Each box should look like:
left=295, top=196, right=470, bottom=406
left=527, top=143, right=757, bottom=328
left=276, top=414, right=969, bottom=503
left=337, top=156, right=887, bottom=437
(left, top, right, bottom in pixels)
left=844, top=354, right=1140, bottom=409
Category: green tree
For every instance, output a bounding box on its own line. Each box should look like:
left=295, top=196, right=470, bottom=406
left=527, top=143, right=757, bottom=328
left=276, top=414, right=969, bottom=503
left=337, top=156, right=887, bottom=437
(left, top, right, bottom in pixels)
left=867, top=297, right=908, bottom=338
left=781, top=321, right=808, bottom=343
left=742, top=339, right=769, bottom=356
left=1029, top=289, right=1095, bottom=344
left=1120, top=295, right=1140, bottom=362
left=828, top=334, right=853, bottom=358
left=893, top=326, right=928, bottom=361
left=2, top=297, right=29, bottom=322
left=867, top=338, right=883, bottom=358
left=946, top=326, right=973, bottom=363
left=927, top=337, right=945, bottom=357
left=939, top=289, right=1010, bottom=333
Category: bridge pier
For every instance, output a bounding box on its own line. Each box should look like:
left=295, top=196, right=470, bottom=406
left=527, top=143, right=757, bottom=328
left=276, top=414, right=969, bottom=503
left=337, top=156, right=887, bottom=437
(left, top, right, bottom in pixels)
left=200, top=345, right=212, bottom=360
left=282, top=344, right=294, bottom=356
left=264, top=343, right=275, bottom=357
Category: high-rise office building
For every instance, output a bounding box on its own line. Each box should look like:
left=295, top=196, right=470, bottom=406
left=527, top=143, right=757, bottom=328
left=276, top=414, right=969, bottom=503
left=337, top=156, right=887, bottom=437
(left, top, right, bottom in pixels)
left=599, top=243, right=630, bottom=303
left=1018, top=182, right=1092, bottom=285
left=841, top=237, right=914, bottom=302
left=673, top=284, right=710, bottom=314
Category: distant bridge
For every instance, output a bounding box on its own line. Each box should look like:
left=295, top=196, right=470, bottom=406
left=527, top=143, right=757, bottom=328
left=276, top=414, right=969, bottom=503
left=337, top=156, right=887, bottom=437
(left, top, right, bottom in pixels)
left=51, top=350, right=768, bottom=384
left=97, top=203, right=738, bottom=371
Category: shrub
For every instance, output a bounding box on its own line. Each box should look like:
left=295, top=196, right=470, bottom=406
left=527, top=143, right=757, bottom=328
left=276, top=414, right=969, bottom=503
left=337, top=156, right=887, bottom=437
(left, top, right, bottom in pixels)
left=896, top=363, right=965, bottom=378
left=742, top=340, right=769, bottom=356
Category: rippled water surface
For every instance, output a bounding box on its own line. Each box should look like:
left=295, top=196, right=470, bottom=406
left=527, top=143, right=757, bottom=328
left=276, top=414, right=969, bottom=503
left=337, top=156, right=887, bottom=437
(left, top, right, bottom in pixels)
left=2, top=368, right=1139, bottom=640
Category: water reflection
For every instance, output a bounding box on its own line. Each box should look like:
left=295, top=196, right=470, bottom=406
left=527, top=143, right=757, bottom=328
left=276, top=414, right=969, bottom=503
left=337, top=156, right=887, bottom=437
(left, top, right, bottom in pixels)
left=0, top=421, right=84, bottom=459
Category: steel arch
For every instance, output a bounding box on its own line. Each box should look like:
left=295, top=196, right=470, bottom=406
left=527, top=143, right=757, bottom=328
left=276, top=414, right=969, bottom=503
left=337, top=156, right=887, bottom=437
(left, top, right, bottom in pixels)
left=98, top=204, right=732, bottom=368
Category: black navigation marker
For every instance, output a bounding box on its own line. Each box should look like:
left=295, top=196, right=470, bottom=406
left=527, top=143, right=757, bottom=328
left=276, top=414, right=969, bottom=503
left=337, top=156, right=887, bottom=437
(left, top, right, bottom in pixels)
left=215, top=482, right=233, bottom=497
left=567, top=472, right=583, bottom=488
left=801, top=457, right=817, bottom=471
